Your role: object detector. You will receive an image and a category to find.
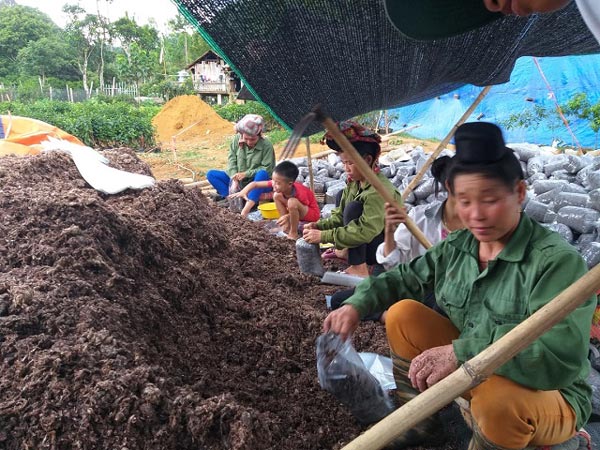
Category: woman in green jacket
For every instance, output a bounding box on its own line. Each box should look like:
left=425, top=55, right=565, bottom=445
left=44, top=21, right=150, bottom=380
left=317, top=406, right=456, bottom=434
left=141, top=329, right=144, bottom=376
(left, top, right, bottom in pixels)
left=323, top=122, right=595, bottom=450
left=206, top=114, right=275, bottom=217
left=303, top=121, right=403, bottom=277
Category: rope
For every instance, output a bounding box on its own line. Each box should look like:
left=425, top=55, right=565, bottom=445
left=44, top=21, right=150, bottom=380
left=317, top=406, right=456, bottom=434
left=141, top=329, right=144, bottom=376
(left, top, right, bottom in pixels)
left=532, top=57, right=583, bottom=153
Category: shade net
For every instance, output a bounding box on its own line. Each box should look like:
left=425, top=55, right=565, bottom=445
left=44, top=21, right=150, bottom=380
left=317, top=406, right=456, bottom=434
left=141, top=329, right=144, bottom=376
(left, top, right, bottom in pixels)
left=173, top=0, right=600, bottom=134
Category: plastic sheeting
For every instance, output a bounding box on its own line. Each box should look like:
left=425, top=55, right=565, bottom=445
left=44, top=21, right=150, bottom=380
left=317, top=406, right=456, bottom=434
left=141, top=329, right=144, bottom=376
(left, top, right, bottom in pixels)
left=173, top=0, right=599, bottom=135
left=389, top=55, right=600, bottom=147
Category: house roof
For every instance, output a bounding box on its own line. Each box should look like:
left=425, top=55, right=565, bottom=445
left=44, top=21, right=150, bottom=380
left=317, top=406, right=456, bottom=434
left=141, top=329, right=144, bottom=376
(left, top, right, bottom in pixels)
left=185, top=50, right=223, bottom=70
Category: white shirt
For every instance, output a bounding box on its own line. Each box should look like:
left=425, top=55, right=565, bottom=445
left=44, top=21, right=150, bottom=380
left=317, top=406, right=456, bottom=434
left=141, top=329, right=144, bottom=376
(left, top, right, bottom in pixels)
left=577, top=0, right=600, bottom=44
left=375, top=201, right=446, bottom=271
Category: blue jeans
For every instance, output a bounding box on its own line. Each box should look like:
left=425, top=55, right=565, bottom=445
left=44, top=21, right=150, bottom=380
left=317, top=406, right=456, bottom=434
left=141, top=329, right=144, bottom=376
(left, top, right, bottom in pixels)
left=206, top=169, right=271, bottom=203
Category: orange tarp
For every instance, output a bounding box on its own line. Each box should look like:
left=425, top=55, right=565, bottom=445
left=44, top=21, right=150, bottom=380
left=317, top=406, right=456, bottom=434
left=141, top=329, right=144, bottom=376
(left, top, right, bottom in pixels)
left=0, top=115, right=84, bottom=157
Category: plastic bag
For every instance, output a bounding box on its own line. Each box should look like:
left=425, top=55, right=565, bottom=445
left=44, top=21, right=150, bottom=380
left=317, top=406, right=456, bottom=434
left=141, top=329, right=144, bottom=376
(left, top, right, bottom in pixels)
left=544, top=154, right=582, bottom=175
left=228, top=179, right=244, bottom=213
left=590, top=189, right=600, bottom=212
left=524, top=199, right=552, bottom=223
left=295, top=238, right=324, bottom=276
left=581, top=242, right=600, bottom=269
left=553, top=192, right=591, bottom=211
left=509, top=143, right=539, bottom=161
left=316, top=333, right=394, bottom=425
left=557, top=206, right=600, bottom=234
left=542, top=222, right=574, bottom=244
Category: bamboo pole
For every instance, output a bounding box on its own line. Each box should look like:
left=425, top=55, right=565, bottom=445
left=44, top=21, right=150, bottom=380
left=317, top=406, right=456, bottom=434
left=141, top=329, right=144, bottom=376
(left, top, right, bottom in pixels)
left=306, top=137, right=315, bottom=192
left=342, top=263, right=600, bottom=450
left=402, top=85, right=492, bottom=200
left=316, top=111, right=432, bottom=249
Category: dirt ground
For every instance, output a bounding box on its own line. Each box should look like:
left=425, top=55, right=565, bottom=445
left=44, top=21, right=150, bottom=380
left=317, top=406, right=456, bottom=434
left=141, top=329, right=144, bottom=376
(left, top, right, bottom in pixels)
left=0, top=149, right=466, bottom=449
left=142, top=95, right=440, bottom=181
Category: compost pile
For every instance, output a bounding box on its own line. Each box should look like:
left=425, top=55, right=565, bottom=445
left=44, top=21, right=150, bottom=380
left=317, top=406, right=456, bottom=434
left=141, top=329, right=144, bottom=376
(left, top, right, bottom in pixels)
left=152, top=95, right=234, bottom=148
left=0, top=149, right=409, bottom=450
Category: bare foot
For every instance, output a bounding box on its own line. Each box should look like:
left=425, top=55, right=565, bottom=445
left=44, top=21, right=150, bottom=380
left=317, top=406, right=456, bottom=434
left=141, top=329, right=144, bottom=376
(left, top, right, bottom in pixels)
left=344, top=264, right=370, bottom=278
left=286, top=233, right=299, bottom=240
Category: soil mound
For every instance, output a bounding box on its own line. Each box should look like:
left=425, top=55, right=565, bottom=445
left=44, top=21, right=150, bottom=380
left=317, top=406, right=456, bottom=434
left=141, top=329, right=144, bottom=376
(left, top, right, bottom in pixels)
left=0, top=150, right=394, bottom=450
left=152, top=95, right=234, bottom=149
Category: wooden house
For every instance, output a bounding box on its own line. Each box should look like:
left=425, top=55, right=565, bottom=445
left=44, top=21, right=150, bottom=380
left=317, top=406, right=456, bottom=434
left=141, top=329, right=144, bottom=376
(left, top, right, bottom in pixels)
left=185, top=50, right=242, bottom=105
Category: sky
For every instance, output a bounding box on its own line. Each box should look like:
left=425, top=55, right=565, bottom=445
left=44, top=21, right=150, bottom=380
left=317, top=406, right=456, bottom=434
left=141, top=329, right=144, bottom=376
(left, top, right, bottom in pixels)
left=16, top=0, right=181, bottom=32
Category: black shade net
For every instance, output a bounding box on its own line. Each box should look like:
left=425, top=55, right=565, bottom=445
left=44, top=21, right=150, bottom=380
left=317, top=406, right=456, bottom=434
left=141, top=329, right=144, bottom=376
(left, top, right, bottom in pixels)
left=173, top=0, right=600, bottom=134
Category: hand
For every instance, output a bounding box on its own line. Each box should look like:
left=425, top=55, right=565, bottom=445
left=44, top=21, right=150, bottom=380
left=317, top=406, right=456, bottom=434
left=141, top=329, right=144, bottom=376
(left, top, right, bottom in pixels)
left=408, top=344, right=458, bottom=392
left=233, top=172, right=246, bottom=182
left=303, top=228, right=322, bottom=244
left=228, top=190, right=249, bottom=201
left=323, top=305, right=360, bottom=341
left=276, top=214, right=290, bottom=227
left=303, top=222, right=318, bottom=230
left=384, top=203, right=408, bottom=233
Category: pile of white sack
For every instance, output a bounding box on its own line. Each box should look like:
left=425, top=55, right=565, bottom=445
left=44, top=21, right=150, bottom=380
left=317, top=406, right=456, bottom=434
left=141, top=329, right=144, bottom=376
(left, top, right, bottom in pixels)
left=289, top=143, right=600, bottom=269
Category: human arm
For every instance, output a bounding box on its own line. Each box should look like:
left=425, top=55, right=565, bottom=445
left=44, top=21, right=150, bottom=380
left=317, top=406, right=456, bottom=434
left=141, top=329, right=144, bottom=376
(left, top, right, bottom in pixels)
left=226, top=135, right=240, bottom=177
left=376, top=203, right=416, bottom=270
left=342, top=245, right=439, bottom=318
left=228, top=180, right=271, bottom=200
left=319, top=182, right=391, bottom=248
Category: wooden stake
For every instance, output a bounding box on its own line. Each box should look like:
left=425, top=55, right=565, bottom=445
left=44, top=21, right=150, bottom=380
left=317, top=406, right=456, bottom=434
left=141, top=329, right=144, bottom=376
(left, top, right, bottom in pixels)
left=318, top=113, right=432, bottom=249
left=306, top=137, right=315, bottom=192
left=341, top=263, right=600, bottom=450
left=402, top=85, right=492, bottom=200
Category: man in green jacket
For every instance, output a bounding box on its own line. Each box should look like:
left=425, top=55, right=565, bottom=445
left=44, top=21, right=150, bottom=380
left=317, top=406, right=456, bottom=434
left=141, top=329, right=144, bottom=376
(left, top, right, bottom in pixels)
left=323, top=122, right=595, bottom=450
left=303, top=121, right=403, bottom=277
left=206, top=114, right=275, bottom=216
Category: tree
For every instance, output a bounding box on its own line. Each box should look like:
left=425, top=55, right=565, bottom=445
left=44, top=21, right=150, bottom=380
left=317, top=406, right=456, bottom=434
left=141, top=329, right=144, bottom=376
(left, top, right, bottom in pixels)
left=562, top=93, right=600, bottom=149
left=16, top=37, right=79, bottom=82
left=0, top=5, right=60, bottom=77
left=63, top=4, right=103, bottom=93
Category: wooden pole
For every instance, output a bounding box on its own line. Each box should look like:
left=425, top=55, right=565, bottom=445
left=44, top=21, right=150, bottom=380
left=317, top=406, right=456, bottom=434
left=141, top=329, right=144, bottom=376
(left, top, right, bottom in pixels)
left=317, top=113, right=432, bottom=249
left=306, top=137, right=315, bottom=192
left=402, top=85, right=492, bottom=200
left=341, top=263, right=600, bottom=450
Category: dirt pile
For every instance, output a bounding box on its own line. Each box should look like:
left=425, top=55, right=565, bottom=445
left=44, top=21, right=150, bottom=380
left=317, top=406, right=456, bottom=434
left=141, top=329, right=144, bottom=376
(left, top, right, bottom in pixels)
left=152, top=95, right=234, bottom=149
left=0, top=150, right=404, bottom=450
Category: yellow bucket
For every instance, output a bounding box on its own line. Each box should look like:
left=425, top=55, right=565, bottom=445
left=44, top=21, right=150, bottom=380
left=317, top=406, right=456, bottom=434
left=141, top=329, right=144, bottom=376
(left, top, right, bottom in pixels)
left=258, top=202, right=280, bottom=219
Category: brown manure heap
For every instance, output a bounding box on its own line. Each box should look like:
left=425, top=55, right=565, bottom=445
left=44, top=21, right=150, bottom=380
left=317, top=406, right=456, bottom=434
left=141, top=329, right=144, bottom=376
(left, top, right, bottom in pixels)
left=0, top=149, right=398, bottom=450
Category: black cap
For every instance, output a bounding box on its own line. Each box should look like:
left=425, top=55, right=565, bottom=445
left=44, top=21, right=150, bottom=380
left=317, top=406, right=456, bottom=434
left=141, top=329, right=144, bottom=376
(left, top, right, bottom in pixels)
left=454, top=122, right=509, bottom=163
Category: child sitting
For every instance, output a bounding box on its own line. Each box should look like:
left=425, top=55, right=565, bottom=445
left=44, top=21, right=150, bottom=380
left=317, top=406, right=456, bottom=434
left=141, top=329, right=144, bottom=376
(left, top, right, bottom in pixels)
left=229, top=160, right=320, bottom=239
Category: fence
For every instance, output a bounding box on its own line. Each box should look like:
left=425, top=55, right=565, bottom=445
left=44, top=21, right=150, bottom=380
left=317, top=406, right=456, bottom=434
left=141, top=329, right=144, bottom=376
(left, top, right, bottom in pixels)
left=0, top=81, right=139, bottom=103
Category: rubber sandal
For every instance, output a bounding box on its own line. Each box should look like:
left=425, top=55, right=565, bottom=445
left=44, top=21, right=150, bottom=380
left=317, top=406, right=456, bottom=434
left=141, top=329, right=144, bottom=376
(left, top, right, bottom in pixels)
left=322, top=248, right=340, bottom=260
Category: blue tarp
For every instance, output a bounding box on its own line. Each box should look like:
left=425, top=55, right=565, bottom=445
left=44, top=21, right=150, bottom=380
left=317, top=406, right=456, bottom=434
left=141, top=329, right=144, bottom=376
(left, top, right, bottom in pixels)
left=390, top=54, right=600, bottom=148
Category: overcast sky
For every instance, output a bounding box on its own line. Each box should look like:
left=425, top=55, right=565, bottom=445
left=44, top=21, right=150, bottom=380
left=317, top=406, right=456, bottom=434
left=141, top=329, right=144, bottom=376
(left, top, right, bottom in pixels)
left=16, top=0, right=180, bottom=32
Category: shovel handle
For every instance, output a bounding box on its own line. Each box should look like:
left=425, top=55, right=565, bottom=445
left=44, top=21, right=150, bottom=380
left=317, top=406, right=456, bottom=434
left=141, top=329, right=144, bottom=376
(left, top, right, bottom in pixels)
left=318, top=114, right=432, bottom=250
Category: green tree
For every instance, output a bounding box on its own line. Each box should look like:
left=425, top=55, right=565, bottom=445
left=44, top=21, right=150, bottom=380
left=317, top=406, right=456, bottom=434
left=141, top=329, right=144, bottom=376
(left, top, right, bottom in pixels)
left=16, top=36, right=79, bottom=82
left=0, top=5, right=60, bottom=77
left=63, top=4, right=103, bottom=94
left=562, top=93, right=600, bottom=148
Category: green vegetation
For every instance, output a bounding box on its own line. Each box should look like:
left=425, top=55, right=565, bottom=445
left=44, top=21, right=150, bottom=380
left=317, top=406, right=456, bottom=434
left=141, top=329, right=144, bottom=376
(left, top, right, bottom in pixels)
left=0, top=1, right=210, bottom=102
left=0, top=99, right=161, bottom=149
left=501, top=92, right=600, bottom=149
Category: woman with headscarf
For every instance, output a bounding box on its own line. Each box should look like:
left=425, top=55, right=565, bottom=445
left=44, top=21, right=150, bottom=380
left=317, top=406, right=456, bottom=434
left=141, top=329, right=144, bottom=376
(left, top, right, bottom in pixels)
left=302, top=121, right=404, bottom=278
left=323, top=122, right=595, bottom=450
left=206, top=113, right=276, bottom=217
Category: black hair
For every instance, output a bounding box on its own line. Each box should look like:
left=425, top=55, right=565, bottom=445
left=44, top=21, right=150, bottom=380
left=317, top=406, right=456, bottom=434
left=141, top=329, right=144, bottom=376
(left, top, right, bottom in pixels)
left=447, top=150, right=524, bottom=194
left=430, top=155, right=452, bottom=196
left=326, top=139, right=380, bottom=166
left=274, top=160, right=299, bottom=182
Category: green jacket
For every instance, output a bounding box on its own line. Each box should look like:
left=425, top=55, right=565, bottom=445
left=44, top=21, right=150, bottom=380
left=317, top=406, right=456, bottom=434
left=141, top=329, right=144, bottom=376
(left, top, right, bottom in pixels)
left=316, top=173, right=403, bottom=249
left=344, top=214, right=596, bottom=428
left=226, top=134, right=275, bottom=186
